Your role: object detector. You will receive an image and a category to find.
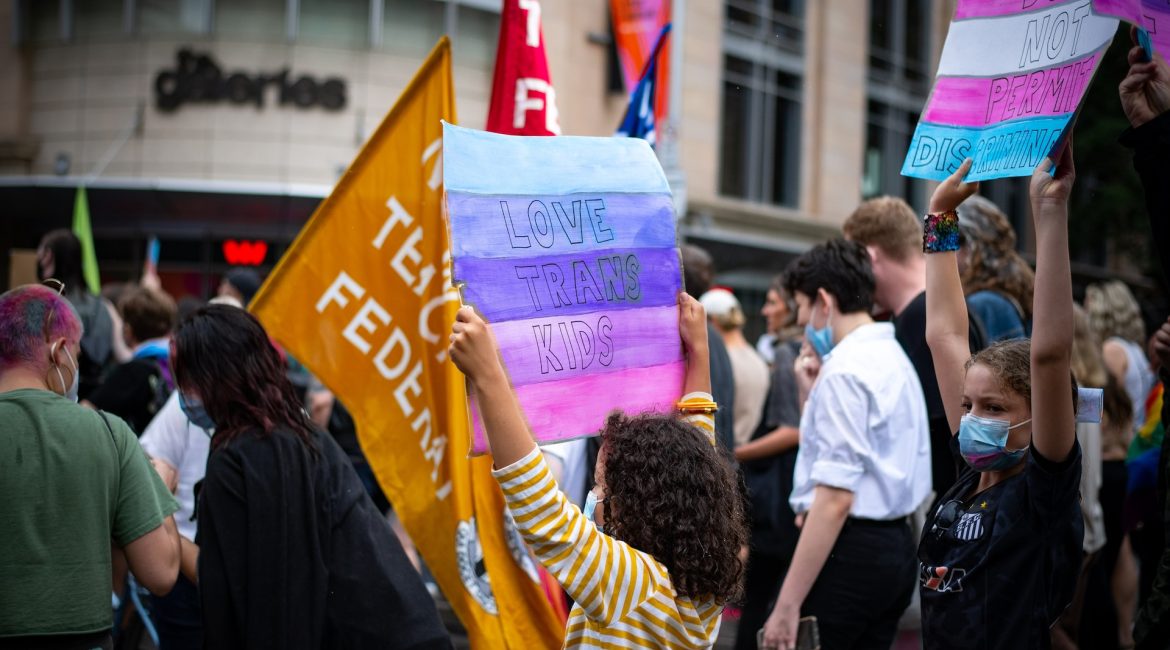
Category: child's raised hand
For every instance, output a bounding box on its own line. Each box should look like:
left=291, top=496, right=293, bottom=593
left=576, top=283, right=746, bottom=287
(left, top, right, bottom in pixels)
left=929, top=158, right=980, bottom=214
left=449, top=305, right=505, bottom=385
left=678, top=292, right=708, bottom=356
left=1031, top=138, right=1076, bottom=209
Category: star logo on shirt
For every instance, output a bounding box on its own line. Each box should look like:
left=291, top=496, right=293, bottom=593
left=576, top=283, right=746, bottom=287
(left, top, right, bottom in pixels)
left=980, top=500, right=988, bottom=509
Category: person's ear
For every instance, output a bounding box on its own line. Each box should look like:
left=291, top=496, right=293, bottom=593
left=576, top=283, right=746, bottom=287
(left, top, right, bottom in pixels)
left=816, top=288, right=835, bottom=315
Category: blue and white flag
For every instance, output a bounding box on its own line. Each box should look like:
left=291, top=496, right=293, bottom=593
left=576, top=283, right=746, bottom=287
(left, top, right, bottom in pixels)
left=616, top=23, right=671, bottom=146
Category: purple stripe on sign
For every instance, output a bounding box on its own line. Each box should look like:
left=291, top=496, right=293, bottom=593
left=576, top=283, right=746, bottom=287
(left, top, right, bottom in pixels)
left=456, top=247, right=682, bottom=323
left=469, top=361, right=686, bottom=452
left=491, top=305, right=682, bottom=386
left=446, top=191, right=677, bottom=259
left=954, top=0, right=1083, bottom=20
left=922, top=50, right=1101, bottom=127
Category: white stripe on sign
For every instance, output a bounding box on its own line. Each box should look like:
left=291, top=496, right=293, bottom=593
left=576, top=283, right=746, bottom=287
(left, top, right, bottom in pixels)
left=936, top=2, right=1117, bottom=78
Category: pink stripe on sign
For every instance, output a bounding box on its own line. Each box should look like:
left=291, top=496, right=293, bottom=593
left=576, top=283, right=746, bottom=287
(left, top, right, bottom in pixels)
left=922, top=50, right=1101, bottom=127
left=954, top=0, right=1086, bottom=20
left=491, top=305, right=682, bottom=386
left=469, top=361, right=685, bottom=453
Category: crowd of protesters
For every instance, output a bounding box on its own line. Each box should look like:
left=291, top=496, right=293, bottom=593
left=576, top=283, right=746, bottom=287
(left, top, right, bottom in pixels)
left=1, top=33, right=1169, bottom=650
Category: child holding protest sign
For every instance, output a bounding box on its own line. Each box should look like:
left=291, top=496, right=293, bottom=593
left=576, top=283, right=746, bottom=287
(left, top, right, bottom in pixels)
left=449, top=292, right=748, bottom=649
left=918, top=150, right=1084, bottom=649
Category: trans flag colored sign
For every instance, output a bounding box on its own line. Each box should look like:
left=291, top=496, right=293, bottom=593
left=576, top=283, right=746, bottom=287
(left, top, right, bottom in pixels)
left=903, top=0, right=1168, bottom=182
left=442, top=123, right=684, bottom=453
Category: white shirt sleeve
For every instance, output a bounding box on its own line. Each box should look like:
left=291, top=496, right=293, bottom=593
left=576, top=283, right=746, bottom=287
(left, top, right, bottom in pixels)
left=807, top=373, right=872, bottom=493
left=139, top=391, right=189, bottom=470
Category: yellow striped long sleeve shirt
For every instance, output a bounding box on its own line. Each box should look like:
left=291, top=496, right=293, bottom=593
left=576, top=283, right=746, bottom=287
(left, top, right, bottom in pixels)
left=492, top=393, right=721, bottom=649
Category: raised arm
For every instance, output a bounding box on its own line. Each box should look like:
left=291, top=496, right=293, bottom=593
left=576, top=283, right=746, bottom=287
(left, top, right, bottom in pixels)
left=1028, top=145, right=1077, bottom=462
left=679, top=292, right=712, bottom=397
left=449, top=306, right=534, bottom=468
left=925, top=158, right=980, bottom=434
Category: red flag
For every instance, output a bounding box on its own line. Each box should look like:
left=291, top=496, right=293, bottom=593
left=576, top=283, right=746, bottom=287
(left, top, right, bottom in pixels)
left=486, top=0, right=561, bottom=136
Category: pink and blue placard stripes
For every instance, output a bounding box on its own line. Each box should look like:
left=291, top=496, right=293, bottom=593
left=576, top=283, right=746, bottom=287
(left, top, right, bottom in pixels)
left=442, top=123, right=684, bottom=453
left=903, top=0, right=1127, bottom=181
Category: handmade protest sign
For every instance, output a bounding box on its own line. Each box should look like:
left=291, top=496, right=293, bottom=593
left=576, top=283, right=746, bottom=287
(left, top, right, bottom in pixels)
left=903, top=0, right=1168, bottom=182
left=443, top=123, right=684, bottom=453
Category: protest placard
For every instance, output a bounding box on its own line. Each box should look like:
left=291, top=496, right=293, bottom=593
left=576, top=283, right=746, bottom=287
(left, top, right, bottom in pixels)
left=443, top=123, right=684, bottom=453
left=250, top=41, right=564, bottom=648
left=903, top=0, right=1167, bottom=182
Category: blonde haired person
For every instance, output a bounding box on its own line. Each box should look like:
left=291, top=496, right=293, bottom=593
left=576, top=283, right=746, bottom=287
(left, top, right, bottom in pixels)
left=1086, top=280, right=1155, bottom=432
left=701, top=288, right=770, bottom=448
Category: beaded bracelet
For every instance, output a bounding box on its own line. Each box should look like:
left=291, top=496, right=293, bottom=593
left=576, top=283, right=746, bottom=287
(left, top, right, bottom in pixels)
left=676, top=399, right=719, bottom=415
left=923, top=210, right=960, bottom=253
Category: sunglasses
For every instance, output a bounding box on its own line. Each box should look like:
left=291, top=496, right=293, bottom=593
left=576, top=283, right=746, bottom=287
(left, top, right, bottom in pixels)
left=934, top=499, right=965, bottom=532
left=41, top=278, right=65, bottom=343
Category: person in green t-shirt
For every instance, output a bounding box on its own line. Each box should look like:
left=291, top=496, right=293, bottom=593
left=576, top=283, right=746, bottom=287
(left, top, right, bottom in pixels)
left=0, top=283, right=180, bottom=649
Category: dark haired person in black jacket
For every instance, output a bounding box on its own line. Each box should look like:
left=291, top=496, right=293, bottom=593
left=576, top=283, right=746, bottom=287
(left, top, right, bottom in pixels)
left=1118, top=28, right=1170, bottom=650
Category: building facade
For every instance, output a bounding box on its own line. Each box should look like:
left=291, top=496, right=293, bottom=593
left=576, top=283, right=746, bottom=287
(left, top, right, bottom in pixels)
left=1, top=0, right=1002, bottom=333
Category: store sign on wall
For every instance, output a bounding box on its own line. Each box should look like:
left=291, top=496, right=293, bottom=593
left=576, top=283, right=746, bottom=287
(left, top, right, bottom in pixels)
left=155, top=49, right=347, bottom=112
left=222, top=240, right=268, bottom=266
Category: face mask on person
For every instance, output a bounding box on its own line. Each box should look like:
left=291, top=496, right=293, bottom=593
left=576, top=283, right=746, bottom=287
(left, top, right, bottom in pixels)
left=50, top=342, right=79, bottom=402
left=804, top=303, right=835, bottom=358
left=178, top=391, right=216, bottom=432
left=583, top=489, right=605, bottom=534
left=958, top=413, right=1031, bottom=471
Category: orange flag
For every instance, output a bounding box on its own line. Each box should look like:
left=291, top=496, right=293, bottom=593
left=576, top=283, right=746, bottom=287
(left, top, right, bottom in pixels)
left=250, top=38, right=563, bottom=649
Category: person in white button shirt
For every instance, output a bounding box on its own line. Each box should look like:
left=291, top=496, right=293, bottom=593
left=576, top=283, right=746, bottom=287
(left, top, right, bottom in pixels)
left=760, top=239, right=931, bottom=650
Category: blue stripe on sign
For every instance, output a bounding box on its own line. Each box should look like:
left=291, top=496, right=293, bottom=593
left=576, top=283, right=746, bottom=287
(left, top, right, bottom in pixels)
left=443, top=122, right=671, bottom=196
left=900, top=116, right=1072, bottom=182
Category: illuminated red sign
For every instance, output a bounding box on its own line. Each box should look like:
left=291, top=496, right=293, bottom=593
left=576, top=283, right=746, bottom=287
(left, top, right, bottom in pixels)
left=222, top=240, right=268, bottom=266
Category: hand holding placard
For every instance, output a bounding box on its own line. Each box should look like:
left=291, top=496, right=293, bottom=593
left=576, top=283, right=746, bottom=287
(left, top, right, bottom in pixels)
left=1120, top=28, right=1170, bottom=128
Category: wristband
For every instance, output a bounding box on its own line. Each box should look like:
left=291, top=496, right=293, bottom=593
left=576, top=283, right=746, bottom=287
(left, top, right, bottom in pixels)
left=923, top=210, right=960, bottom=253
left=676, top=399, right=719, bottom=415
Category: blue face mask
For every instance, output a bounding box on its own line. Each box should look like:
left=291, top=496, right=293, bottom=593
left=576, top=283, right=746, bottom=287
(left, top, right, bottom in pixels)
left=804, top=305, right=835, bottom=358
left=583, top=490, right=605, bottom=534
left=958, top=413, right=1030, bottom=472
left=178, top=391, right=216, bottom=432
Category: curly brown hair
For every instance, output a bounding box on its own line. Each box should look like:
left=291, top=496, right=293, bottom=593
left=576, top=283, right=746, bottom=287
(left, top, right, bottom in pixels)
left=966, top=339, right=1078, bottom=415
left=599, top=412, right=748, bottom=603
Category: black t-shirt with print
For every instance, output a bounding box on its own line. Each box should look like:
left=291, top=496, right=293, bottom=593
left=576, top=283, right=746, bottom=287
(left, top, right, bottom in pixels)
left=918, top=435, right=1083, bottom=650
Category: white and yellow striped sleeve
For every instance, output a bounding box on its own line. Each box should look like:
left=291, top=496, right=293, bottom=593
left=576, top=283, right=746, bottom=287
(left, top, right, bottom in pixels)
left=493, top=447, right=657, bottom=625
left=678, top=391, right=717, bottom=446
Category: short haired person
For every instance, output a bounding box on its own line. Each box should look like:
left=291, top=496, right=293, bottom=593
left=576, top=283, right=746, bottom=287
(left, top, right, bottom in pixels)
left=36, top=229, right=132, bottom=397
left=918, top=150, right=1083, bottom=648
left=760, top=239, right=931, bottom=649
left=87, top=286, right=179, bottom=433
left=0, top=283, right=180, bottom=649
left=844, top=196, right=986, bottom=502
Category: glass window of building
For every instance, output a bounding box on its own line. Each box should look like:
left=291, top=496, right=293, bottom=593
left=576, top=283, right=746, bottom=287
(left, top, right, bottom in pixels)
left=139, top=0, right=210, bottom=35
left=863, top=0, right=932, bottom=210
left=75, top=0, right=125, bottom=41
left=215, top=0, right=285, bottom=41
left=451, top=6, right=501, bottom=69
left=382, top=0, right=445, bottom=57
left=719, top=1, right=804, bottom=208
left=300, top=0, right=367, bottom=47
left=28, top=0, right=63, bottom=42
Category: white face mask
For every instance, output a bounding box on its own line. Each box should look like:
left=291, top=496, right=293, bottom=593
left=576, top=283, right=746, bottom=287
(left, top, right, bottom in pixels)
left=583, top=489, right=606, bottom=534
left=52, top=343, right=79, bottom=402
